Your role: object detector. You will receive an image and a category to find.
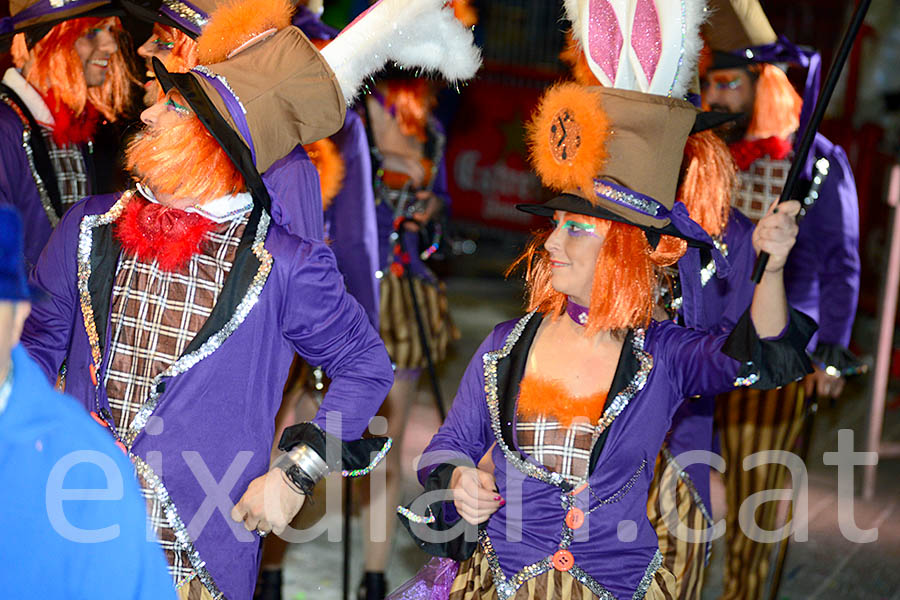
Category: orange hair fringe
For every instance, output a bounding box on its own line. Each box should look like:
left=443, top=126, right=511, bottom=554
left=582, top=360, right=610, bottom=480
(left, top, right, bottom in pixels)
left=747, top=63, right=802, bottom=140
left=559, top=30, right=601, bottom=87
left=677, top=130, right=737, bottom=238
left=527, top=82, right=610, bottom=195
left=304, top=138, right=345, bottom=211
left=197, top=0, right=293, bottom=64
left=12, top=18, right=135, bottom=122
left=385, top=79, right=434, bottom=143
left=509, top=218, right=674, bottom=333
left=157, top=24, right=200, bottom=73
left=125, top=111, right=246, bottom=205
left=517, top=375, right=608, bottom=427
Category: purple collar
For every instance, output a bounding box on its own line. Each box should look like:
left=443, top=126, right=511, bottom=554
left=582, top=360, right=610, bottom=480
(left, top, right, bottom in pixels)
left=566, top=299, right=589, bottom=326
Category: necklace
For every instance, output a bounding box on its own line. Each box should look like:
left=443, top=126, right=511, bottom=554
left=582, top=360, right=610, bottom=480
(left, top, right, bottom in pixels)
left=565, top=299, right=589, bottom=326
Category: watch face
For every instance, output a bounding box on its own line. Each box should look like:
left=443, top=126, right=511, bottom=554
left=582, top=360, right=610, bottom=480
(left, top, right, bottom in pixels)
left=549, top=108, right=582, bottom=165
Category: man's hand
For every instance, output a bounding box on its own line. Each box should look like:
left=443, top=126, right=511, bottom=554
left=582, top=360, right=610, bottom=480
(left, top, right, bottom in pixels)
left=804, top=365, right=846, bottom=399
left=450, top=466, right=503, bottom=525
left=402, top=191, right=441, bottom=232
left=231, top=468, right=307, bottom=536
left=752, top=200, right=801, bottom=273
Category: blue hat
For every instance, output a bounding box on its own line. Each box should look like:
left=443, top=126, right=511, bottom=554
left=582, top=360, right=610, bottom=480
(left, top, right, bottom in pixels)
left=0, top=207, right=37, bottom=302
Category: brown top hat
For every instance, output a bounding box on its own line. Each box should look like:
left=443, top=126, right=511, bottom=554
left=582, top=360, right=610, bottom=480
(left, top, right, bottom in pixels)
left=703, top=0, right=777, bottom=56
left=2, top=0, right=121, bottom=46
left=519, top=83, right=702, bottom=243
left=154, top=14, right=344, bottom=212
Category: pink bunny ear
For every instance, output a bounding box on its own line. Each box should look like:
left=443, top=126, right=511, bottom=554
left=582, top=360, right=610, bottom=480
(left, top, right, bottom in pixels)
left=631, top=0, right=662, bottom=84
left=588, top=0, right=623, bottom=83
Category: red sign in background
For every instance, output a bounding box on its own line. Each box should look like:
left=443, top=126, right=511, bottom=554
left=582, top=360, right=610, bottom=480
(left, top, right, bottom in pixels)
left=446, top=77, right=554, bottom=233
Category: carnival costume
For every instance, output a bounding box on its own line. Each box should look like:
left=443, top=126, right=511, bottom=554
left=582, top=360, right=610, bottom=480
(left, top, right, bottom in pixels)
left=395, top=1, right=815, bottom=598
left=701, top=2, right=861, bottom=598
left=0, top=0, right=133, bottom=267
left=21, top=0, right=481, bottom=598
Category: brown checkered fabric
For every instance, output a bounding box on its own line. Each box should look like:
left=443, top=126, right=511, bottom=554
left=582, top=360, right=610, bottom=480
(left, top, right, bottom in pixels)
left=516, top=416, right=596, bottom=486
left=732, top=156, right=791, bottom=222
left=104, top=211, right=248, bottom=586
left=39, top=126, right=89, bottom=212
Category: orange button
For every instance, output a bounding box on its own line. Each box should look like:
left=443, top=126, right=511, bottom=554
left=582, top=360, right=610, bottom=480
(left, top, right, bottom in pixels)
left=89, top=363, right=98, bottom=387
left=565, top=507, right=585, bottom=530
left=551, top=549, right=574, bottom=572
left=90, top=411, right=106, bottom=427
left=115, top=440, right=127, bottom=454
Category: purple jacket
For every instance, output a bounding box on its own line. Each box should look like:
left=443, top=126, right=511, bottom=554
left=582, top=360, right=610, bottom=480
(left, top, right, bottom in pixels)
left=0, top=102, right=60, bottom=268
left=667, top=209, right=757, bottom=510
left=21, top=169, right=393, bottom=598
left=323, top=111, right=380, bottom=328
left=406, top=307, right=813, bottom=599
left=782, top=133, right=860, bottom=353
left=292, top=13, right=380, bottom=328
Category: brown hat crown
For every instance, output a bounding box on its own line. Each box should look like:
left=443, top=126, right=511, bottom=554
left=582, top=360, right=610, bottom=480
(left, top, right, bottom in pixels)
left=528, top=84, right=697, bottom=230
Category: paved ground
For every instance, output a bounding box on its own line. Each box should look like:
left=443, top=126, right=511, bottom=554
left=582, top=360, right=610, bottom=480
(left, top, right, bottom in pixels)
left=281, top=275, right=900, bottom=600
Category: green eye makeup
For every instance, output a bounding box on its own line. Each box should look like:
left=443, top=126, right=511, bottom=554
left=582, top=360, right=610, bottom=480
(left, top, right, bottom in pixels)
left=165, top=98, right=191, bottom=116
left=154, top=38, right=175, bottom=51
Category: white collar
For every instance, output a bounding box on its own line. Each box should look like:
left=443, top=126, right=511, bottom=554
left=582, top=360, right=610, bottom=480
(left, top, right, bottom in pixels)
left=135, top=183, right=253, bottom=223
left=2, top=68, right=54, bottom=127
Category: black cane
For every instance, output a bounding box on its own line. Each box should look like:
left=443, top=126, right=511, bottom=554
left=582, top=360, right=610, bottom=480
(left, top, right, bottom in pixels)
left=751, top=0, right=872, bottom=283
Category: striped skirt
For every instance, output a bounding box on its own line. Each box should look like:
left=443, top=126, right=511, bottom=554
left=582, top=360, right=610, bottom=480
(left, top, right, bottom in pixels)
left=379, top=271, right=458, bottom=370
left=447, top=547, right=677, bottom=599
left=646, top=446, right=712, bottom=600
left=715, top=381, right=806, bottom=600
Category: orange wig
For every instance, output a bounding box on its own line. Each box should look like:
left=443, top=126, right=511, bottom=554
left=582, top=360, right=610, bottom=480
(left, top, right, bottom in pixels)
left=11, top=18, right=135, bottom=122
left=156, top=24, right=200, bottom=73
left=125, top=110, right=246, bottom=206
left=509, top=217, right=683, bottom=334
left=304, top=138, right=346, bottom=211
left=677, top=130, right=737, bottom=238
left=385, top=79, right=435, bottom=143
left=746, top=63, right=802, bottom=140
left=559, top=30, right=601, bottom=87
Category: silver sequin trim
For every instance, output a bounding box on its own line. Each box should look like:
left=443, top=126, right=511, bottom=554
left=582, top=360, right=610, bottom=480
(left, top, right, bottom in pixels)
left=595, top=329, right=653, bottom=434
left=396, top=505, right=435, bottom=524
left=593, top=180, right=660, bottom=218
left=700, top=238, right=728, bottom=287
left=77, top=193, right=130, bottom=370
left=632, top=549, right=664, bottom=600
left=161, top=0, right=208, bottom=30
left=124, top=210, right=272, bottom=446
left=192, top=66, right=247, bottom=115
left=132, top=455, right=224, bottom=599
left=667, top=0, right=688, bottom=97
left=733, top=364, right=760, bottom=387
left=0, top=94, right=57, bottom=227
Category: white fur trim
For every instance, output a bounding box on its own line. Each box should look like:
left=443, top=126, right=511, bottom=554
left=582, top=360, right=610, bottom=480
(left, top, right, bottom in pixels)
left=321, top=0, right=481, bottom=105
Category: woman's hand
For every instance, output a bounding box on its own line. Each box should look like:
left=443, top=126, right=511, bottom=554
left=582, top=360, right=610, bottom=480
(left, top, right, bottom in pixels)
left=450, top=466, right=504, bottom=525
left=752, top=200, right=801, bottom=273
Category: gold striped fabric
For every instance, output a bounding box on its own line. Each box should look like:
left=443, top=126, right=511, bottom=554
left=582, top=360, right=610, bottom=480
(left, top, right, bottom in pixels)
left=715, top=382, right=806, bottom=600
left=448, top=547, right=678, bottom=599
left=379, top=272, right=458, bottom=370
left=176, top=578, right=216, bottom=600
left=646, top=449, right=709, bottom=600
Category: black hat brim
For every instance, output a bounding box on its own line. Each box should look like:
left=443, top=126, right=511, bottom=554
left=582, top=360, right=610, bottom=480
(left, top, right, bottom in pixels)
left=118, top=0, right=200, bottom=39
left=0, top=4, right=124, bottom=50
left=691, top=110, right=744, bottom=134
left=516, top=194, right=712, bottom=249
left=152, top=57, right=272, bottom=213
left=708, top=50, right=757, bottom=71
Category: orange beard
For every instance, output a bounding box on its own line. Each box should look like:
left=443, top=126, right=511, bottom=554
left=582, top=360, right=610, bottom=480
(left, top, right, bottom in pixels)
left=124, top=115, right=246, bottom=208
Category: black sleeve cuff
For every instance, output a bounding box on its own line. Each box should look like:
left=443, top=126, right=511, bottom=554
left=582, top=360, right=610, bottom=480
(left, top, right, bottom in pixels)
left=278, top=422, right=391, bottom=475
left=722, top=307, right=817, bottom=389
left=396, top=463, right=481, bottom=561
left=811, top=343, right=868, bottom=377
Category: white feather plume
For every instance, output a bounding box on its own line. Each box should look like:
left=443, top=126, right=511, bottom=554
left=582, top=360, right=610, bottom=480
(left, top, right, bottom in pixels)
left=671, top=0, right=707, bottom=99
left=321, top=0, right=482, bottom=105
